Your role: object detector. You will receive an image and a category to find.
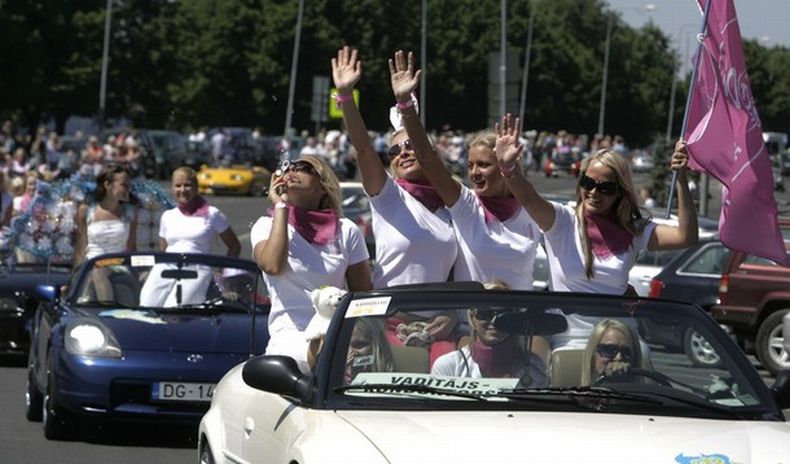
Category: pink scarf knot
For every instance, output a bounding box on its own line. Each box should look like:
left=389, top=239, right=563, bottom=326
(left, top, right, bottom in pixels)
left=177, top=196, right=209, bottom=217
left=477, top=194, right=520, bottom=224
left=470, top=337, right=520, bottom=378
left=584, top=210, right=634, bottom=260
left=270, top=205, right=338, bottom=245
left=395, top=178, right=444, bottom=211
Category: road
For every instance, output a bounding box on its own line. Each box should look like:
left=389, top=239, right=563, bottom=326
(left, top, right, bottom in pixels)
left=0, top=171, right=787, bottom=461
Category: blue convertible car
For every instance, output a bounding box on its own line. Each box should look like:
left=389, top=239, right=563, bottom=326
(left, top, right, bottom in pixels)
left=25, top=252, right=270, bottom=440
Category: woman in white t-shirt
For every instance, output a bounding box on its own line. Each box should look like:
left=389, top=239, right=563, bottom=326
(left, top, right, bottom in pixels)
left=332, top=46, right=459, bottom=364
left=139, top=167, right=241, bottom=307
left=252, top=155, right=371, bottom=372
left=388, top=50, right=542, bottom=290
left=494, top=115, right=698, bottom=294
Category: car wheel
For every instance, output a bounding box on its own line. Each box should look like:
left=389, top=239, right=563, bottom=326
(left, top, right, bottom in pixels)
left=200, top=441, right=216, bottom=464
left=43, top=353, right=74, bottom=440
left=684, top=328, right=722, bottom=368
left=755, top=309, right=790, bottom=376
left=26, top=368, right=43, bottom=422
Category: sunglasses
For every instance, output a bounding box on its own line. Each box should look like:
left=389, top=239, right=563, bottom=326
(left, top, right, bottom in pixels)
left=388, top=139, right=414, bottom=159
left=278, top=160, right=320, bottom=178
left=596, top=343, right=634, bottom=361
left=472, top=309, right=504, bottom=323
left=579, top=174, right=618, bottom=196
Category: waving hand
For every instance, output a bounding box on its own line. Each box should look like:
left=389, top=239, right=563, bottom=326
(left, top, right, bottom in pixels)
left=388, top=50, right=421, bottom=102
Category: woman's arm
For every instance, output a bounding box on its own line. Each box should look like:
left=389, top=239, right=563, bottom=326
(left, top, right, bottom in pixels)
left=388, top=50, right=461, bottom=207
left=495, top=114, right=556, bottom=231
left=332, top=46, right=388, bottom=196
left=73, top=204, right=88, bottom=268
left=220, top=226, right=241, bottom=257
left=158, top=238, right=168, bottom=252
left=649, top=140, right=699, bottom=250
left=345, top=260, right=372, bottom=292
left=126, top=207, right=138, bottom=252
left=254, top=176, right=291, bottom=275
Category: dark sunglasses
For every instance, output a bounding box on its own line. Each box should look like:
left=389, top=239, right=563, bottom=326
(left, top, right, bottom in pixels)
left=388, top=139, right=414, bottom=159
left=579, top=174, right=618, bottom=196
left=472, top=309, right=503, bottom=323
left=596, top=343, right=634, bottom=361
left=279, top=160, right=320, bottom=177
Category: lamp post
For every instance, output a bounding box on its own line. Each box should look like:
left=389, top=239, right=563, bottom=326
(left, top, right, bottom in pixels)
left=99, top=0, right=113, bottom=126
left=284, top=0, right=305, bottom=147
left=597, top=14, right=613, bottom=136
left=666, top=24, right=697, bottom=143
left=499, top=0, right=507, bottom=118
left=518, top=0, right=538, bottom=128
left=420, top=0, right=427, bottom=125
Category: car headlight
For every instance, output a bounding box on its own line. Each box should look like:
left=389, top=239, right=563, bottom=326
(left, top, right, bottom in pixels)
left=65, top=321, right=122, bottom=358
left=199, top=173, right=210, bottom=180
left=230, top=174, right=244, bottom=181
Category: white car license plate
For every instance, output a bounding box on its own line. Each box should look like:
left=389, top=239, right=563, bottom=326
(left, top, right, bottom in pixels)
left=152, top=382, right=215, bottom=402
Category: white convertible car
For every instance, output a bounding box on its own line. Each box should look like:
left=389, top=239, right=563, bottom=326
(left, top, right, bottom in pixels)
left=199, top=283, right=790, bottom=463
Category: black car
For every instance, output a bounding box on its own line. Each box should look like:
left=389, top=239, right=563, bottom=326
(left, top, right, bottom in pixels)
left=0, top=259, right=71, bottom=359
left=641, top=240, right=731, bottom=367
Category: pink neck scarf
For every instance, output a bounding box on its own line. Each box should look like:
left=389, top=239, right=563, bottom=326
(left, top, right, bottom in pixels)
left=477, top=194, right=520, bottom=224
left=285, top=205, right=339, bottom=245
left=177, top=195, right=209, bottom=217
left=584, top=210, right=633, bottom=260
left=470, top=337, right=519, bottom=378
left=395, top=178, right=444, bottom=211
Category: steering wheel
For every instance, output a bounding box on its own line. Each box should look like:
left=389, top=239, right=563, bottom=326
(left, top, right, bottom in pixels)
left=592, top=367, right=674, bottom=388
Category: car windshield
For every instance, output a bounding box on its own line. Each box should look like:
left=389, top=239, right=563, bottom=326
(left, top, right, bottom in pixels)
left=72, top=254, right=268, bottom=312
left=327, top=291, right=777, bottom=419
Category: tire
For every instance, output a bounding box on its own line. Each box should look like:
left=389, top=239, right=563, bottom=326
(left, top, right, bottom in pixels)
left=200, top=441, right=216, bottom=464
left=26, top=368, right=43, bottom=422
left=43, top=353, right=75, bottom=440
left=684, top=328, right=722, bottom=368
left=755, top=309, right=790, bottom=377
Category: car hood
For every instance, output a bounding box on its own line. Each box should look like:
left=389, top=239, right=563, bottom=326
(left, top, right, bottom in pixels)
left=200, top=167, right=252, bottom=176
left=90, top=308, right=266, bottom=354
left=335, top=410, right=790, bottom=463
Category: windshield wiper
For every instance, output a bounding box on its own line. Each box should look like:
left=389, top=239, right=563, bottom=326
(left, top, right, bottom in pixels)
left=626, top=389, right=754, bottom=419
left=334, top=383, right=487, bottom=401
left=76, top=299, right=133, bottom=309
left=498, top=386, right=662, bottom=405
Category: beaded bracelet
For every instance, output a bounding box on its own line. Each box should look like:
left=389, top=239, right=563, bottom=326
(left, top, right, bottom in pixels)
left=335, top=93, right=353, bottom=105
left=396, top=99, right=415, bottom=110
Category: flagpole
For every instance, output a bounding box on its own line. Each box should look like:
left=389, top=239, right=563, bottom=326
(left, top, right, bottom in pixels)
left=665, top=0, right=713, bottom=219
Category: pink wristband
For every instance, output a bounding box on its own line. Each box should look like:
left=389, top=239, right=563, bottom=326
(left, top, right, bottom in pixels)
left=335, top=93, right=353, bottom=105
left=396, top=99, right=415, bottom=110
left=499, top=162, right=518, bottom=178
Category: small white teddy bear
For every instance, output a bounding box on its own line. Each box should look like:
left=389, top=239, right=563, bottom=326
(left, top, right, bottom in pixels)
left=304, top=286, right=348, bottom=342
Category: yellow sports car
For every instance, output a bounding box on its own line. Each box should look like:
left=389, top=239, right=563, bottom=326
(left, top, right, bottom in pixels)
left=197, top=165, right=270, bottom=196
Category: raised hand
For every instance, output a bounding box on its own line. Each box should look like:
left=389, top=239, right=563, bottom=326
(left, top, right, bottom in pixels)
left=331, top=46, right=361, bottom=96
left=671, top=139, right=689, bottom=172
left=268, top=171, right=289, bottom=205
left=388, top=50, right=421, bottom=102
left=495, top=113, right=524, bottom=168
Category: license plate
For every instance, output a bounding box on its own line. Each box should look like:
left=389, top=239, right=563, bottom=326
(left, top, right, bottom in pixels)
left=152, top=382, right=215, bottom=402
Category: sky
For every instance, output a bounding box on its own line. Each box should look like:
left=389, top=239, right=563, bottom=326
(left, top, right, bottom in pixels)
left=608, top=0, right=790, bottom=50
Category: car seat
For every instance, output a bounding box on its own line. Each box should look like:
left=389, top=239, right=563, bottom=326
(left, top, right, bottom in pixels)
left=390, top=345, right=430, bottom=373
left=108, top=270, right=141, bottom=307
left=550, top=348, right=585, bottom=387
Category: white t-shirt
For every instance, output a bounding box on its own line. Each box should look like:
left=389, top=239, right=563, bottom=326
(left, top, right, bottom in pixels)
left=431, top=345, right=548, bottom=387
left=250, top=214, right=369, bottom=333
left=543, top=202, right=657, bottom=294
left=448, top=186, right=541, bottom=290
left=369, top=176, right=457, bottom=288
left=159, top=206, right=230, bottom=254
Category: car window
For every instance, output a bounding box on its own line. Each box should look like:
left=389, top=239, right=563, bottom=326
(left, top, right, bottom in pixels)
left=680, top=245, right=731, bottom=275
left=742, top=254, right=781, bottom=266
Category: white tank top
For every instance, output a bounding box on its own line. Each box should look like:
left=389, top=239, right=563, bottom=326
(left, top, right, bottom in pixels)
left=85, top=204, right=131, bottom=259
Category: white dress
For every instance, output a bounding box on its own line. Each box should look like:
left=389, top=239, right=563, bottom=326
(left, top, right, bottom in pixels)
left=85, top=204, right=132, bottom=259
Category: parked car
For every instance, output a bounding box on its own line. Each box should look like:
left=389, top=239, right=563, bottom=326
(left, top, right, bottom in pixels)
left=713, top=218, right=790, bottom=376
left=199, top=283, right=790, bottom=463
left=207, top=127, right=262, bottom=166
left=25, top=252, right=270, bottom=440
left=542, top=149, right=581, bottom=177
left=197, top=164, right=270, bottom=196
left=146, top=130, right=190, bottom=178
left=644, top=240, right=731, bottom=367
left=0, top=258, right=70, bottom=359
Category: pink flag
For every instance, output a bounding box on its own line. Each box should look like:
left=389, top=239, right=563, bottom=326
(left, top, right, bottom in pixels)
left=685, top=0, right=787, bottom=265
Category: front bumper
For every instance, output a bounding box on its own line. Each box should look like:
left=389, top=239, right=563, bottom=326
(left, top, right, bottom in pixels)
left=52, top=348, right=249, bottom=421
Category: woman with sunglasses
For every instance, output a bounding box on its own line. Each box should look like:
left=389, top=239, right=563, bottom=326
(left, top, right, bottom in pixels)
left=389, top=50, right=541, bottom=291
left=252, top=155, right=372, bottom=373
left=332, top=46, right=459, bottom=364
left=494, top=115, right=698, bottom=294
left=431, top=306, right=548, bottom=387
left=580, top=319, right=646, bottom=386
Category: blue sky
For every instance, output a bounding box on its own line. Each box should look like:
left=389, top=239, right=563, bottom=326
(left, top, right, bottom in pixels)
left=609, top=0, right=790, bottom=49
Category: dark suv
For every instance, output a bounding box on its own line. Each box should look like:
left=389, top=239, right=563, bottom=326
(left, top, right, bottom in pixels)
left=712, top=219, right=790, bottom=376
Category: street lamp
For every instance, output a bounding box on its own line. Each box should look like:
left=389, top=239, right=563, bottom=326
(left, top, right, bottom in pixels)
left=597, top=13, right=613, bottom=136
left=284, top=0, right=305, bottom=148
left=99, top=0, right=113, bottom=126
left=518, top=0, right=538, bottom=128
left=499, top=0, right=507, bottom=118
left=420, top=0, right=427, bottom=125
left=666, top=23, right=697, bottom=143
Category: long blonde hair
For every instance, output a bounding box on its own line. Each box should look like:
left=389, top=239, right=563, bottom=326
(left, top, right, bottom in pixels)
left=575, top=149, right=650, bottom=279
left=300, top=155, right=343, bottom=216
left=580, top=319, right=643, bottom=386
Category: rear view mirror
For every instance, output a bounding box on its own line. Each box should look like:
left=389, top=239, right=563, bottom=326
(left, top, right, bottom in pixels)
left=161, top=269, right=198, bottom=280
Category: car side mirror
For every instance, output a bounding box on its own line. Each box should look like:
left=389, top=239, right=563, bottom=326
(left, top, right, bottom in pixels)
left=771, top=369, right=790, bottom=409
left=34, top=284, right=60, bottom=304
left=242, top=355, right=311, bottom=401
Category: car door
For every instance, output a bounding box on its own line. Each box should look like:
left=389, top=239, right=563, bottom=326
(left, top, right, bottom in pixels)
left=240, top=391, right=302, bottom=462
